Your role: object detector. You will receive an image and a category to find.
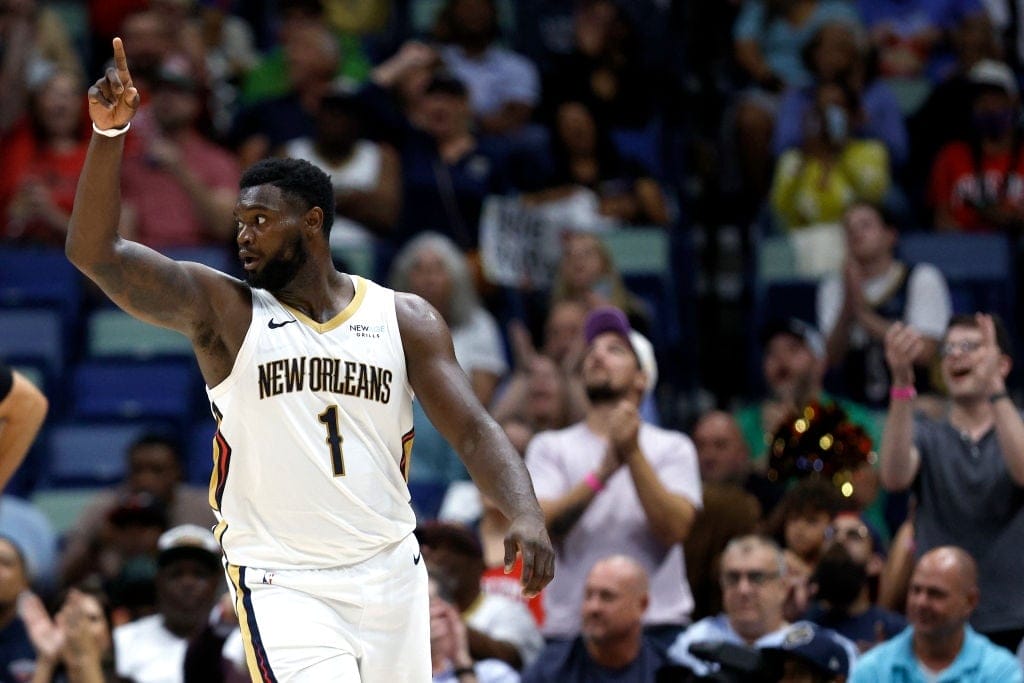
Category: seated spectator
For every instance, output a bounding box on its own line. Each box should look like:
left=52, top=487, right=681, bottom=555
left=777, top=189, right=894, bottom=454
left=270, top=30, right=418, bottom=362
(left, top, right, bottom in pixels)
left=60, top=433, right=213, bottom=591
left=521, top=555, right=665, bottom=682
left=760, top=622, right=853, bottom=682
left=0, top=364, right=47, bottom=491
left=434, top=0, right=540, bottom=138
left=850, top=547, right=1022, bottom=682
left=1, top=68, right=89, bottom=246
left=929, top=59, right=1024, bottom=232
left=428, top=575, right=520, bottom=683
left=774, top=21, right=909, bottom=168
left=19, top=584, right=115, bottom=682
left=0, top=496, right=57, bottom=595
left=120, top=56, right=240, bottom=249
left=284, top=87, right=402, bottom=249
left=805, top=527, right=906, bottom=651
left=529, top=100, right=669, bottom=226
left=880, top=314, right=1024, bottom=650
left=770, top=81, right=891, bottom=230
left=418, top=522, right=544, bottom=670
left=818, top=201, right=951, bottom=408
left=113, top=525, right=223, bottom=683
left=0, top=537, right=34, bottom=681
left=667, top=535, right=858, bottom=675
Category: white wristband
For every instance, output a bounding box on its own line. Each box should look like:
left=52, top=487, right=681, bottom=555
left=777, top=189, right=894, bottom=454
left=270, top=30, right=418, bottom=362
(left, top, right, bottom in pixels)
left=92, top=121, right=131, bottom=138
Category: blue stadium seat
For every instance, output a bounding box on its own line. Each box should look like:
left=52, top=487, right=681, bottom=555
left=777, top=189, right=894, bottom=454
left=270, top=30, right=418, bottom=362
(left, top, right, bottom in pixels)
left=44, top=421, right=148, bottom=487
left=0, top=246, right=81, bottom=321
left=185, top=420, right=217, bottom=486
left=86, top=309, right=193, bottom=360
left=0, top=308, right=64, bottom=378
left=70, top=360, right=199, bottom=424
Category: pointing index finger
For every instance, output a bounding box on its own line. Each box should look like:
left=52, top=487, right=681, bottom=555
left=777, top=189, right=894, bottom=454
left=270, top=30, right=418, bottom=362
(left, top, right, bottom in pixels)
left=112, top=37, right=131, bottom=81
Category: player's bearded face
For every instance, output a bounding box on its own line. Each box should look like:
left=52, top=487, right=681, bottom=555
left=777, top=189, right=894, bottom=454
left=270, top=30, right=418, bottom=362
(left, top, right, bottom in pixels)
left=247, top=232, right=308, bottom=291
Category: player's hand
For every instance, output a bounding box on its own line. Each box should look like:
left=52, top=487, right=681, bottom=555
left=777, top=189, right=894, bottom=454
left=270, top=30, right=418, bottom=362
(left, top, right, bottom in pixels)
left=504, top=514, right=555, bottom=598
left=88, top=37, right=140, bottom=131
left=884, top=322, right=922, bottom=387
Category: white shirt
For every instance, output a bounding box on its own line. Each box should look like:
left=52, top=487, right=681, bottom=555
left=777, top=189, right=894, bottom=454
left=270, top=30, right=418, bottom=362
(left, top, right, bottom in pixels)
left=113, top=615, right=187, bottom=683
left=465, top=592, right=544, bottom=667
left=451, top=308, right=509, bottom=378
left=440, top=45, right=540, bottom=116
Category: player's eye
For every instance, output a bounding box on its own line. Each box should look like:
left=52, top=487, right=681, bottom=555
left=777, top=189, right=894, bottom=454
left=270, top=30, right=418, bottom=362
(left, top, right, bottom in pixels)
left=256, top=215, right=267, bottom=225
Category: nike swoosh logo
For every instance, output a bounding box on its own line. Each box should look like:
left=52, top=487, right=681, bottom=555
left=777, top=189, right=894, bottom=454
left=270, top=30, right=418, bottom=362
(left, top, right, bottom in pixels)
left=413, top=552, right=421, bottom=565
left=268, top=319, right=297, bottom=329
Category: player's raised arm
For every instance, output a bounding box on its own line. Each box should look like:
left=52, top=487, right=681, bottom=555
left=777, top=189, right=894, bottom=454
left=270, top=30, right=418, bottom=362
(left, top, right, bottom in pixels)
left=397, top=293, right=555, bottom=597
left=66, top=38, right=235, bottom=339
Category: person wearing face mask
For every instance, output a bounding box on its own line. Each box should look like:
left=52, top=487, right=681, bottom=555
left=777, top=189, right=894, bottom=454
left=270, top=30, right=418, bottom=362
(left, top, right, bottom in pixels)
left=770, top=81, right=891, bottom=231
left=930, top=59, right=1024, bottom=232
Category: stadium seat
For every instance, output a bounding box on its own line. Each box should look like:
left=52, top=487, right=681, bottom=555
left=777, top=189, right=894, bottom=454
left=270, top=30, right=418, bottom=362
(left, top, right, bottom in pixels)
left=86, top=309, right=193, bottom=359
left=185, top=420, right=217, bottom=486
left=0, top=246, right=81, bottom=320
left=70, top=360, right=199, bottom=424
left=0, top=308, right=64, bottom=378
left=44, top=421, right=148, bottom=487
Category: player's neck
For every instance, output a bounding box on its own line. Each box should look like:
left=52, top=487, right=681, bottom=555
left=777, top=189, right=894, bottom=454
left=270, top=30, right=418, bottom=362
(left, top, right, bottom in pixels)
left=272, top=266, right=352, bottom=323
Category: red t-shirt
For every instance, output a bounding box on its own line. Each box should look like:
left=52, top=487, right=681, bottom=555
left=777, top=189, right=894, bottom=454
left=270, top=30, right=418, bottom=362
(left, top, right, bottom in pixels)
left=929, top=140, right=1024, bottom=232
left=481, top=556, right=545, bottom=627
left=0, top=121, right=89, bottom=246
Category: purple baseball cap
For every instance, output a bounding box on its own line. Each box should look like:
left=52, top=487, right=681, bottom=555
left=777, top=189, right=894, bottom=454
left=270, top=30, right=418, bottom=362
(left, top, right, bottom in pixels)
left=583, top=306, right=658, bottom=393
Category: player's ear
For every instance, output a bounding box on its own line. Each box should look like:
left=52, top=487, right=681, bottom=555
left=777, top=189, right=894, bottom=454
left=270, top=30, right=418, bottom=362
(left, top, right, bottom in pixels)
left=305, top=206, right=324, bottom=233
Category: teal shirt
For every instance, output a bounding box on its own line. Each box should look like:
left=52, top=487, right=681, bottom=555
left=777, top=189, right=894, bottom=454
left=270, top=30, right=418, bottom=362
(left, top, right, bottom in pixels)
left=850, top=626, right=1023, bottom=683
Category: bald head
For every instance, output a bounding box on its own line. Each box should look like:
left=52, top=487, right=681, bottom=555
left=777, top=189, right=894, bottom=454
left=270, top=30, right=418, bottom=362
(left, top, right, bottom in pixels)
left=582, top=555, right=649, bottom=649
left=907, top=546, right=979, bottom=641
left=590, top=555, right=649, bottom=596
left=694, top=410, right=751, bottom=483
left=917, top=546, right=978, bottom=593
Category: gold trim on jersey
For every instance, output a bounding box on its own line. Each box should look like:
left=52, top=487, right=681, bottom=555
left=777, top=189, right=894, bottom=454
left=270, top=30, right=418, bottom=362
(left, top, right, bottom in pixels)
left=400, top=428, right=415, bottom=482
left=282, top=276, right=367, bottom=334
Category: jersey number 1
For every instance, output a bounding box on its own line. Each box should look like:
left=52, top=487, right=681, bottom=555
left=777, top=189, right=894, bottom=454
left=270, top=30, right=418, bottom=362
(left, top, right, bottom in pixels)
left=318, top=405, right=345, bottom=476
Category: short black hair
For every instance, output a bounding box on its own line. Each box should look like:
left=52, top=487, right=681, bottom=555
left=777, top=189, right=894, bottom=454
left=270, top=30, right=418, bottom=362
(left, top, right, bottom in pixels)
left=946, top=313, right=1013, bottom=356
left=842, top=199, right=898, bottom=232
left=239, top=158, right=335, bottom=237
left=128, top=432, right=182, bottom=464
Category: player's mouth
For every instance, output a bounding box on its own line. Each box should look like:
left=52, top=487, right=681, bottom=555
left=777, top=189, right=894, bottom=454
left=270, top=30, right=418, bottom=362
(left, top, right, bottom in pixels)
left=240, top=252, right=261, bottom=271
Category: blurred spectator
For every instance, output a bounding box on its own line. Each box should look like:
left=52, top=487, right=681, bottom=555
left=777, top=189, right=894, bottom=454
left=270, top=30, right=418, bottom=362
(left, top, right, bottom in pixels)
left=881, top=313, right=1024, bottom=651
left=759, top=622, right=853, bottom=683
left=418, top=522, right=543, bottom=670
left=525, top=306, right=701, bottom=651
left=929, top=59, right=1024, bottom=232
left=435, top=0, right=540, bottom=138
left=120, top=56, right=240, bottom=249
left=770, top=81, right=891, bottom=230
left=112, top=525, right=223, bottom=683
left=773, top=21, right=909, bottom=168
left=240, top=0, right=370, bottom=106
left=668, top=535, right=859, bottom=675
left=428, top=576, right=519, bottom=683
left=529, top=100, right=669, bottom=226
left=850, top=546, right=1022, bottom=682
left=805, top=521, right=906, bottom=651
left=60, top=433, right=213, bottom=591
left=322, top=0, right=390, bottom=36
left=735, top=319, right=882, bottom=471
left=767, top=479, right=844, bottom=571
left=731, top=0, right=861, bottom=199
left=284, top=87, right=401, bottom=249
left=817, top=201, right=951, bottom=407
left=521, top=556, right=666, bottom=682
left=548, top=232, right=651, bottom=333
left=0, top=537, right=34, bottom=682
left=857, top=0, right=988, bottom=81
left=0, top=0, right=82, bottom=135
left=1, top=68, right=88, bottom=246
left=19, top=584, right=115, bottom=682
left=114, top=10, right=180, bottom=99
left=231, top=18, right=342, bottom=167
left=0, top=496, right=56, bottom=596
left=0, top=364, right=47, bottom=491
left=541, top=0, right=659, bottom=130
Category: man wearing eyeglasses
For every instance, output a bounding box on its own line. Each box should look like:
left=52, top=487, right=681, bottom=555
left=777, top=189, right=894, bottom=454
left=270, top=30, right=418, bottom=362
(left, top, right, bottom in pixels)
left=666, top=535, right=857, bottom=676
left=881, top=312, right=1024, bottom=653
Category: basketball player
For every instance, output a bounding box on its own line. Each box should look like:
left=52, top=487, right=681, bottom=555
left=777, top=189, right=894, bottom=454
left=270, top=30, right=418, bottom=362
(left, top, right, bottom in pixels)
left=67, top=38, right=555, bottom=682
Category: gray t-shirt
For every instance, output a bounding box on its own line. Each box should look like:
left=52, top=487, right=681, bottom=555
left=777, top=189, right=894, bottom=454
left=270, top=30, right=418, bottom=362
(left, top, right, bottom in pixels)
left=914, top=414, right=1024, bottom=631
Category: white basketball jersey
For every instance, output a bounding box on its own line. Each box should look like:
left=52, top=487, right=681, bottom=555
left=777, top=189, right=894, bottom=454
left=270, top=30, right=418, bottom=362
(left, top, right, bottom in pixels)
left=206, top=276, right=417, bottom=569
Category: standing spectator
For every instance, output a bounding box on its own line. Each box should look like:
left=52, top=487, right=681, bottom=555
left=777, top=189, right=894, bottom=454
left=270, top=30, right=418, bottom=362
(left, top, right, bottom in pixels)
left=525, top=306, right=701, bottom=650
left=521, top=556, right=665, bottom=682
left=112, top=525, right=223, bottom=683
left=0, top=364, right=47, bottom=491
left=850, top=547, right=1022, bottom=681
left=418, top=522, right=543, bottom=670
left=929, top=59, right=1024, bottom=232
left=0, top=537, right=34, bottom=683
left=120, top=56, right=240, bottom=249
left=435, top=0, right=540, bottom=138
left=770, top=81, right=891, bottom=230
left=818, top=201, right=951, bottom=407
left=1, top=68, right=89, bottom=246
left=881, top=314, right=1024, bottom=651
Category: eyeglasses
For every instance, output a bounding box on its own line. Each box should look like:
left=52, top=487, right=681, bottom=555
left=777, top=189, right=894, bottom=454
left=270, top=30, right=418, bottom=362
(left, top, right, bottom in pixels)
left=721, top=570, right=779, bottom=588
left=941, top=340, right=983, bottom=357
left=827, top=526, right=870, bottom=542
